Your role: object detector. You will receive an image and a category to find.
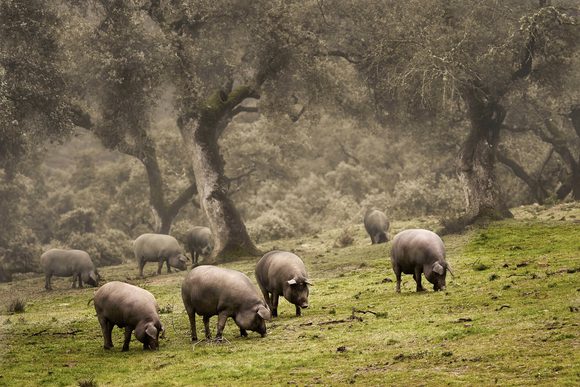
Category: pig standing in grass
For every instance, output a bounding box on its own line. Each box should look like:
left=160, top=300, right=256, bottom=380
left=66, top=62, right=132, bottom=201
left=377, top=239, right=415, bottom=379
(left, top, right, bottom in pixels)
left=133, top=233, right=188, bottom=277
left=181, top=265, right=271, bottom=341
left=390, top=229, right=452, bottom=292
left=185, top=226, right=213, bottom=265
left=364, top=209, right=390, bottom=244
left=255, top=250, right=311, bottom=317
left=93, top=281, right=163, bottom=351
left=40, top=248, right=99, bottom=291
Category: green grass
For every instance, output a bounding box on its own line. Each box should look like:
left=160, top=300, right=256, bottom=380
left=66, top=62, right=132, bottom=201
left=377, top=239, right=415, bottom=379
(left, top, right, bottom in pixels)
left=1, top=205, right=579, bottom=386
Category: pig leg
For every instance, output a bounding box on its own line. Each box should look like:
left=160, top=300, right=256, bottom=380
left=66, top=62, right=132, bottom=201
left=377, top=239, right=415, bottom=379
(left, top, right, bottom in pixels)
left=393, top=265, right=402, bottom=293
left=295, top=305, right=301, bottom=317
left=414, top=267, right=425, bottom=292
left=72, top=273, right=78, bottom=288
left=138, top=259, right=146, bottom=278
left=157, top=259, right=163, bottom=275
left=203, top=315, right=212, bottom=340
left=166, top=258, right=172, bottom=273
left=45, top=274, right=52, bottom=291
left=257, top=284, right=272, bottom=311
left=99, top=317, right=114, bottom=349
left=187, top=311, right=198, bottom=341
left=78, top=272, right=84, bottom=288
left=215, top=313, right=228, bottom=341
left=271, top=292, right=280, bottom=317
left=240, top=327, right=248, bottom=337
left=122, top=326, right=133, bottom=351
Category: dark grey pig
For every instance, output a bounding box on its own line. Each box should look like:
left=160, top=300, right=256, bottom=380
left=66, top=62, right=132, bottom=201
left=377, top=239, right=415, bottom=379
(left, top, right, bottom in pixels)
left=185, top=226, right=213, bottom=265
left=364, top=209, right=390, bottom=244
left=255, top=250, right=311, bottom=317
left=181, top=265, right=271, bottom=341
left=390, top=229, right=452, bottom=292
left=93, top=281, right=163, bottom=351
left=40, top=248, right=99, bottom=291
left=133, top=233, right=188, bottom=277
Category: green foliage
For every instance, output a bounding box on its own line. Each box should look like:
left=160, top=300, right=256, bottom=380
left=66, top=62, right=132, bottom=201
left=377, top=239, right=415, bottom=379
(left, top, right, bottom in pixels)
left=0, top=0, right=74, bottom=168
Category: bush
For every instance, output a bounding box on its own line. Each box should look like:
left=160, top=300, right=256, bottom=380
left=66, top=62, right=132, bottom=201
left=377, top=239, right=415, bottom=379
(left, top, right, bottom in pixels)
left=248, top=209, right=295, bottom=243
left=7, top=298, right=26, bottom=314
left=66, top=229, right=131, bottom=267
left=335, top=228, right=355, bottom=248
left=56, top=208, right=97, bottom=241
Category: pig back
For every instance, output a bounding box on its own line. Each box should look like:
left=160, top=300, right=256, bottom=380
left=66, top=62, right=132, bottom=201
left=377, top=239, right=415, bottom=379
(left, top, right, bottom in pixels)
left=186, top=227, right=212, bottom=249
left=391, top=229, right=445, bottom=270
left=364, top=210, right=389, bottom=233
left=256, top=251, right=308, bottom=291
left=134, top=233, right=182, bottom=262
left=182, top=265, right=261, bottom=315
left=94, top=281, right=159, bottom=327
left=40, top=249, right=93, bottom=277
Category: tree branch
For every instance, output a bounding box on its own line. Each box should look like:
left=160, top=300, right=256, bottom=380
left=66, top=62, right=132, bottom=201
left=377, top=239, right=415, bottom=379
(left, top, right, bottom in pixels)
left=166, top=181, right=198, bottom=219
left=497, top=150, right=547, bottom=203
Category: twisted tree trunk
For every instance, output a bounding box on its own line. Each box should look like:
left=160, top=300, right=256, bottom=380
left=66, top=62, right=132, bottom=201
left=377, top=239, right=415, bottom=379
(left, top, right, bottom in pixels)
left=179, top=88, right=261, bottom=262
left=457, top=86, right=512, bottom=222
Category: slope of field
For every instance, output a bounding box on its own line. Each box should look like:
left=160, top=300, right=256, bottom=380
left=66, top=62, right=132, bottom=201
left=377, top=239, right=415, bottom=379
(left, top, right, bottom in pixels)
left=0, top=204, right=579, bottom=386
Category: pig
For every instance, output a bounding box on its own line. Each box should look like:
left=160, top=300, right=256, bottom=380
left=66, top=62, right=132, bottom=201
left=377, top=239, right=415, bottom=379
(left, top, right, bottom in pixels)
left=185, top=226, right=213, bottom=265
left=255, top=250, right=311, bottom=317
left=93, top=281, right=163, bottom=351
left=390, top=229, right=452, bottom=292
left=364, top=209, right=390, bottom=244
left=181, top=265, right=271, bottom=341
left=133, top=233, right=188, bottom=277
left=40, top=248, right=99, bottom=291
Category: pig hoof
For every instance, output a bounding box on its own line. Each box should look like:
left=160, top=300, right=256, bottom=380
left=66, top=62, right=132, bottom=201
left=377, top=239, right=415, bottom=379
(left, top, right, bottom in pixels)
left=122, top=346, right=129, bottom=352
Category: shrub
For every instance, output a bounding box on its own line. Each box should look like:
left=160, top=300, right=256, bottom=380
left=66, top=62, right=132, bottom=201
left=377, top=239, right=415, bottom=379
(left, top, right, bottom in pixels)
left=56, top=208, right=97, bottom=241
left=335, top=228, right=355, bottom=248
left=66, top=229, right=131, bottom=267
left=78, top=379, right=97, bottom=387
left=248, top=209, right=295, bottom=243
left=8, top=298, right=26, bottom=314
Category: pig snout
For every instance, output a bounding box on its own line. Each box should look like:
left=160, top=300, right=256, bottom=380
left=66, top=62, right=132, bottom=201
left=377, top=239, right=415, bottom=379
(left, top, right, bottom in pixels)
left=300, top=302, right=309, bottom=309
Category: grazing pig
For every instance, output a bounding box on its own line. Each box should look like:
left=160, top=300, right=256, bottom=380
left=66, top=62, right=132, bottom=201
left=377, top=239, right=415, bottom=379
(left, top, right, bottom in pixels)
left=185, top=226, right=213, bottom=265
left=40, top=248, right=99, bottom=291
left=255, top=250, right=311, bottom=317
left=364, top=209, right=390, bottom=244
left=93, top=281, right=163, bottom=351
left=133, top=233, right=188, bottom=277
left=390, top=229, right=452, bottom=292
left=181, top=265, right=271, bottom=341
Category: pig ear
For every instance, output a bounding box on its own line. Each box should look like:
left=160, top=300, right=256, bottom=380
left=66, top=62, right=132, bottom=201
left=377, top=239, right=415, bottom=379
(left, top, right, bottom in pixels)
left=287, top=279, right=297, bottom=286
left=432, top=262, right=445, bottom=275
left=257, top=305, right=272, bottom=321
left=145, top=324, right=158, bottom=339
left=445, top=263, right=455, bottom=277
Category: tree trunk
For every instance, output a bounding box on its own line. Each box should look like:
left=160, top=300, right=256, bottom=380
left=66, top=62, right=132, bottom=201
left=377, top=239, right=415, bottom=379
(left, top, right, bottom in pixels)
left=179, top=90, right=260, bottom=262
left=457, top=88, right=512, bottom=222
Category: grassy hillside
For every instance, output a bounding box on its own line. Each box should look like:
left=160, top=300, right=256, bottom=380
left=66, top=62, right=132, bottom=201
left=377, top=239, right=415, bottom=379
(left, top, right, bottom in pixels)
left=0, top=204, right=579, bottom=386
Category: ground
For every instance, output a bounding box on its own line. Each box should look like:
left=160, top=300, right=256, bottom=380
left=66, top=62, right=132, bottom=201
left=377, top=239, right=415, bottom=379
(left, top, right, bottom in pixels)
left=0, top=203, right=579, bottom=386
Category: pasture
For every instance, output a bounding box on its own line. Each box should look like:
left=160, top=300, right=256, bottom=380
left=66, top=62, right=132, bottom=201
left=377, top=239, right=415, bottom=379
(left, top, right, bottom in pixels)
left=1, top=204, right=579, bottom=386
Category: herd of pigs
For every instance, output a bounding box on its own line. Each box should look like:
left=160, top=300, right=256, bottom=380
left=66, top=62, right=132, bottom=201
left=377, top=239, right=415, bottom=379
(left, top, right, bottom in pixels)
left=38, top=209, right=451, bottom=351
